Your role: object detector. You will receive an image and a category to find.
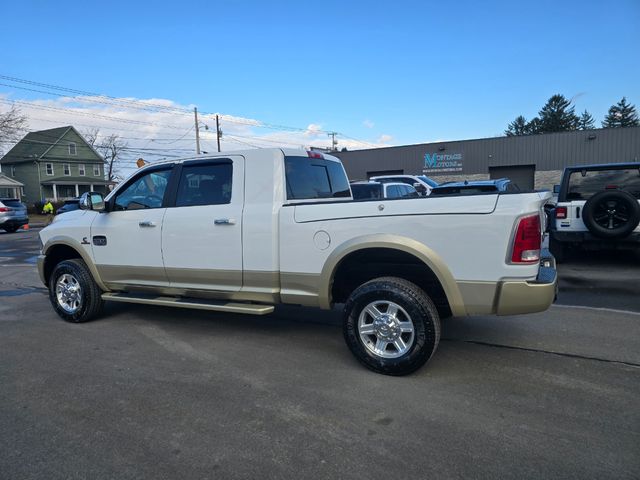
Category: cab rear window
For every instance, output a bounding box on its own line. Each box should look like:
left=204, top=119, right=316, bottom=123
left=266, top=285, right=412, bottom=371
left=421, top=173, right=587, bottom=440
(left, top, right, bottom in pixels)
left=285, top=157, right=351, bottom=200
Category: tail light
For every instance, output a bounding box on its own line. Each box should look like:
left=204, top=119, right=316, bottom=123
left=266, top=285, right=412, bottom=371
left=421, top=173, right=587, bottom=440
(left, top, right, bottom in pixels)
left=0, top=207, right=9, bottom=212
left=307, top=151, right=324, bottom=159
left=511, top=214, right=541, bottom=263
left=555, top=206, right=567, bottom=219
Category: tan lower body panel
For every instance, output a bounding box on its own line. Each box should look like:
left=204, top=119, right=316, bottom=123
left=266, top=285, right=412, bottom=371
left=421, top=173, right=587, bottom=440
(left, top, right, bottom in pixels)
left=457, top=277, right=556, bottom=316
left=495, top=279, right=556, bottom=316
left=456, top=281, right=500, bottom=315
left=279, top=272, right=321, bottom=307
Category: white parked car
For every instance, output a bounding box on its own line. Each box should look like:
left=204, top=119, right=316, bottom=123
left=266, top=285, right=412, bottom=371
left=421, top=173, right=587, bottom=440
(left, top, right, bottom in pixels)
left=38, top=148, right=556, bottom=375
left=370, top=174, right=438, bottom=196
left=350, top=181, right=419, bottom=200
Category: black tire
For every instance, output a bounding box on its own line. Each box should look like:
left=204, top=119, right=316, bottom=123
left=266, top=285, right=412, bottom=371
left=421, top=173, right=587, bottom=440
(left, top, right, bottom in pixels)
left=582, top=190, right=640, bottom=239
left=3, top=225, right=20, bottom=233
left=343, top=276, right=441, bottom=376
left=48, top=259, right=104, bottom=323
left=549, top=236, right=566, bottom=263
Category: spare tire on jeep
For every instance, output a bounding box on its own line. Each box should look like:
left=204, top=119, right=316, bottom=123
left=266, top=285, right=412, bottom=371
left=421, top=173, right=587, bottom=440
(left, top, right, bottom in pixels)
left=582, top=190, right=640, bottom=239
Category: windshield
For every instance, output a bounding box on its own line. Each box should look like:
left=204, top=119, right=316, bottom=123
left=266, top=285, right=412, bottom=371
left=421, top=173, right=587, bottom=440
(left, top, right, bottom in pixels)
left=417, top=176, right=439, bottom=188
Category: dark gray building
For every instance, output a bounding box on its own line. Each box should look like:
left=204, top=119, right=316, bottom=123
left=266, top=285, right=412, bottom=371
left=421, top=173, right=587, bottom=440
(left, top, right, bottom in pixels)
left=333, top=126, right=640, bottom=190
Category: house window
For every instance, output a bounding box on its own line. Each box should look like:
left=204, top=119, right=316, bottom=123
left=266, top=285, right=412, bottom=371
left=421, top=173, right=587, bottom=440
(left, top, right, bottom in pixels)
left=69, top=143, right=77, bottom=155
left=46, top=163, right=54, bottom=176
left=11, top=165, right=15, bottom=177
left=93, top=164, right=101, bottom=176
left=64, top=164, right=71, bottom=176
left=79, top=164, right=86, bottom=176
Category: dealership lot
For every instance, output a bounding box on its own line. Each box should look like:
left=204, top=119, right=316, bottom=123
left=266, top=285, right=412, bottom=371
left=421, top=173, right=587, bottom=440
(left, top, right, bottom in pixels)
left=1, top=228, right=639, bottom=479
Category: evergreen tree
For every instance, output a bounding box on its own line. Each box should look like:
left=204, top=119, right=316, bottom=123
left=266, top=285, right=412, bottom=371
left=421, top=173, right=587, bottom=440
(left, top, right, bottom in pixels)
left=505, top=115, right=529, bottom=136
left=537, top=94, right=579, bottom=133
left=577, top=110, right=595, bottom=130
left=526, top=117, right=541, bottom=134
left=602, top=97, right=639, bottom=128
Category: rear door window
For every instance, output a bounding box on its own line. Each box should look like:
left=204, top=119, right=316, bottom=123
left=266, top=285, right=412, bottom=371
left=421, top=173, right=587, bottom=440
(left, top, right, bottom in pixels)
left=285, top=157, right=351, bottom=200
left=175, top=162, right=232, bottom=207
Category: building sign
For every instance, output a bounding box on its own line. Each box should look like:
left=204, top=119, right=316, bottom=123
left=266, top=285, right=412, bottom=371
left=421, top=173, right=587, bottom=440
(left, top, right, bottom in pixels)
left=423, top=152, right=463, bottom=173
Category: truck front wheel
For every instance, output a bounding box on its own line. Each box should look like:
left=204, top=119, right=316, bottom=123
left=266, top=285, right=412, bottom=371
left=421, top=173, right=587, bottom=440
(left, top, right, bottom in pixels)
left=343, top=277, right=441, bottom=376
left=49, top=259, right=104, bottom=323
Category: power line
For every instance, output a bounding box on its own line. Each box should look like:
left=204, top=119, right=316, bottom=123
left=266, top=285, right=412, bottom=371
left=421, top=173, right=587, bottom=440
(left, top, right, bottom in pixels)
left=0, top=74, right=380, bottom=146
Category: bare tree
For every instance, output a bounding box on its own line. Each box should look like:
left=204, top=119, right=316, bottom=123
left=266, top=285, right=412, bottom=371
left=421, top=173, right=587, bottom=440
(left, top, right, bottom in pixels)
left=98, top=134, right=128, bottom=182
left=82, top=127, right=100, bottom=148
left=0, top=105, right=28, bottom=145
left=82, top=128, right=128, bottom=181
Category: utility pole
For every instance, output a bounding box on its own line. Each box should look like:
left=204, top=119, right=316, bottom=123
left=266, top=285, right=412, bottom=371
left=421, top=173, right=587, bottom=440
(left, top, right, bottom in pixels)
left=216, top=115, right=221, bottom=152
left=194, top=107, right=201, bottom=154
left=328, top=132, right=338, bottom=151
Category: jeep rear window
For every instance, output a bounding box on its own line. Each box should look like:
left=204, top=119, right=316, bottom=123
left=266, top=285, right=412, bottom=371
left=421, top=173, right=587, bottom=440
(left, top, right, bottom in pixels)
left=1, top=199, right=23, bottom=207
left=567, top=169, right=640, bottom=200
left=285, top=157, right=351, bottom=200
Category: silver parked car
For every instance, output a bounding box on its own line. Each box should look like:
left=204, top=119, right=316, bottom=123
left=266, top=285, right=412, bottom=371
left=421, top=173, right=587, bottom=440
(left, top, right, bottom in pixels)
left=0, top=198, right=29, bottom=233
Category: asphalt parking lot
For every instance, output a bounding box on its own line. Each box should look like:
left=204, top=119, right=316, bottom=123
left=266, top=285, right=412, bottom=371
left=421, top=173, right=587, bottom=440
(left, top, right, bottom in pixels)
left=1, top=228, right=639, bottom=480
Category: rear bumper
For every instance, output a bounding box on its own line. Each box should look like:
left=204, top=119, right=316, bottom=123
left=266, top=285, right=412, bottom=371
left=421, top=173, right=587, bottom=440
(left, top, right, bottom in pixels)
left=0, top=217, right=29, bottom=228
left=551, top=230, right=640, bottom=245
left=496, top=254, right=557, bottom=316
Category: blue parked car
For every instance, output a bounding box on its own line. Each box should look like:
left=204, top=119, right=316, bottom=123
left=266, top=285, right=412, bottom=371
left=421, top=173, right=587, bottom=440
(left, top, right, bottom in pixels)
left=430, top=178, right=520, bottom=196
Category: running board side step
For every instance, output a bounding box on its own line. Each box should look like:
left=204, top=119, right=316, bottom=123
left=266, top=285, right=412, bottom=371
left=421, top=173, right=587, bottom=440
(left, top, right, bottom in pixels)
left=101, top=292, right=274, bottom=315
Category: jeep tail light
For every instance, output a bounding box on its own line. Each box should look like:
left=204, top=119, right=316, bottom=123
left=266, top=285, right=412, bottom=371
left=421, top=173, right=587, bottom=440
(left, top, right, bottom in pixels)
left=555, top=206, right=567, bottom=219
left=0, top=207, right=9, bottom=212
left=511, top=214, right=541, bottom=263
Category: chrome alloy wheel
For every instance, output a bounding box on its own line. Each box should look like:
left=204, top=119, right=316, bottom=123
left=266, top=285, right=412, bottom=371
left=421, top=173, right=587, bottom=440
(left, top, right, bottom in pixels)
left=358, top=301, right=415, bottom=359
left=55, top=273, right=83, bottom=314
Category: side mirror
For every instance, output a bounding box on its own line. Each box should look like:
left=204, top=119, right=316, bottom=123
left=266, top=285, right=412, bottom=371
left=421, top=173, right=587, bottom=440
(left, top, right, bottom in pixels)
left=79, top=192, right=106, bottom=212
left=553, top=184, right=560, bottom=194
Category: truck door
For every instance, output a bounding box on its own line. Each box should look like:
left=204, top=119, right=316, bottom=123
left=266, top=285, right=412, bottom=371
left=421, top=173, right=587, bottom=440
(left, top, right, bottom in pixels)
left=161, top=157, right=244, bottom=291
left=91, top=165, right=175, bottom=288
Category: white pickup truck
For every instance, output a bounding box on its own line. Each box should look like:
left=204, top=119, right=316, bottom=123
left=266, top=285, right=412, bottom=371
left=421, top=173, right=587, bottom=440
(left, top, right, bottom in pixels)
left=38, top=148, right=556, bottom=375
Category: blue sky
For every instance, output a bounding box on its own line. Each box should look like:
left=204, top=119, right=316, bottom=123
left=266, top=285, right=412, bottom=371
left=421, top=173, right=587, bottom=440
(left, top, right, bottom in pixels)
left=1, top=0, right=639, bottom=151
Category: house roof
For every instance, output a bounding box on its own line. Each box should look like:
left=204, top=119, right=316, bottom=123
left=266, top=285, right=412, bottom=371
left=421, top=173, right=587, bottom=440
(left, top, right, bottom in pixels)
left=40, top=176, right=114, bottom=185
left=0, top=173, right=24, bottom=187
left=0, top=126, right=102, bottom=164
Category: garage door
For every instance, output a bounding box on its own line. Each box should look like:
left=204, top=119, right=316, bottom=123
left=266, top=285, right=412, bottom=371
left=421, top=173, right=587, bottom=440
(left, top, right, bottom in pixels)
left=366, top=169, right=403, bottom=179
left=489, top=165, right=535, bottom=191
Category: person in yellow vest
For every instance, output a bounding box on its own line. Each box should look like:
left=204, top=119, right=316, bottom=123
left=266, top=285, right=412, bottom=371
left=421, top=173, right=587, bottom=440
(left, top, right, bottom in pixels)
left=42, top=200, right=55, bottom=225
left=42, top=201, right=54, bottom=215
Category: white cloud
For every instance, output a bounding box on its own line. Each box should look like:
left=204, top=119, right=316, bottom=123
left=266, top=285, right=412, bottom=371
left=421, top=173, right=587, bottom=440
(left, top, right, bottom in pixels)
left=0, top=93, right=391, bottom=178
left=363, top=119, right=374, bottom=129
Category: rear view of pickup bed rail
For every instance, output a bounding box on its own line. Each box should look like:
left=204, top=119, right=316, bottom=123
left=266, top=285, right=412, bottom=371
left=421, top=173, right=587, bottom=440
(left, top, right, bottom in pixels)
left=38, top=148, right=556, bottom=375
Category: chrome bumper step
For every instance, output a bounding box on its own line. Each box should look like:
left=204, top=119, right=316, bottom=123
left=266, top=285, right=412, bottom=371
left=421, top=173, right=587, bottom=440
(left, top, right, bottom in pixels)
left=101, top=292, right=274, bottom=315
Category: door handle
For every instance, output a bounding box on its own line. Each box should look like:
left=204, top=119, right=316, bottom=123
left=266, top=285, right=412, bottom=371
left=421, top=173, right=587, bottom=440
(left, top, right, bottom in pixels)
left=139, top=221, right=156, bottom=227
left=214, top=218, right=236, bottom=225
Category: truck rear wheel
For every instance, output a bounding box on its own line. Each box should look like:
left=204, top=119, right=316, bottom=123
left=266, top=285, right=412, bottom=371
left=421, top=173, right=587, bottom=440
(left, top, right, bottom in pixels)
left=343, top=276, right=441, bottom=376
left=49, top=259, right=104, bottom=323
